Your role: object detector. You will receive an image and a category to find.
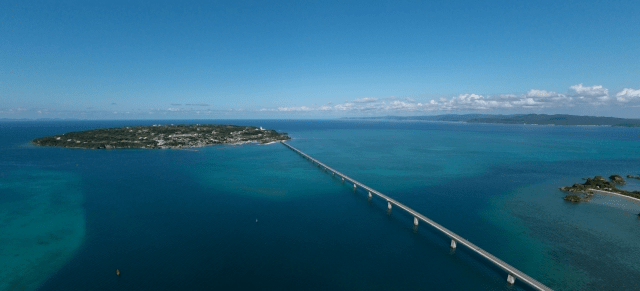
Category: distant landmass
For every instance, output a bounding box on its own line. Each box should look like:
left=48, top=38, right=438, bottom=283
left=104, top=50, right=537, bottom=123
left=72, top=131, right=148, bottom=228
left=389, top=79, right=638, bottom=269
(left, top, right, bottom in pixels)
left=0, top=118, right=84, bottom=121
left=32, top=124, right=291, bottom=149
left=467, top=114, right=640, bottom=126
left=345, top=114, right=640, bottom=127
left=344, top=114, right=500, bottom=122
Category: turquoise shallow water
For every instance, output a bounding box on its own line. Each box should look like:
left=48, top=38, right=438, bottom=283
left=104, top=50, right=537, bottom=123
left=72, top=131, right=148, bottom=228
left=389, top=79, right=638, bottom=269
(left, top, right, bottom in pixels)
left=1, top=120, right=639, bottom=290
left=0, top=169, right=84, bottom=291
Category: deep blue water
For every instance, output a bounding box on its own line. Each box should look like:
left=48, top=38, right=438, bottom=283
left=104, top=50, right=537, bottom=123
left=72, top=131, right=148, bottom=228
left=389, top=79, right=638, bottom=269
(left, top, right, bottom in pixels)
left=1, top=120, right=639, bottom=290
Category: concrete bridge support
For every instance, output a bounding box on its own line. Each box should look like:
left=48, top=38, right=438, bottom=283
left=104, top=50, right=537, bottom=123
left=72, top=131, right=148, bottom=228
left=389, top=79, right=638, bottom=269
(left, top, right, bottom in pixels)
left=280, top=141, right=553, bottom=291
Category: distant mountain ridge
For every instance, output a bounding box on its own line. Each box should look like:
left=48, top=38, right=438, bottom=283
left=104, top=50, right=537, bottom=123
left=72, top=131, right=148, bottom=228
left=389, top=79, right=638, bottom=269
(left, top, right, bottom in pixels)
left=344, top=114, right=640, bottom=127
left=468, top=114, right=640, bottom=126
left=343, top=114, right=502, bottom=122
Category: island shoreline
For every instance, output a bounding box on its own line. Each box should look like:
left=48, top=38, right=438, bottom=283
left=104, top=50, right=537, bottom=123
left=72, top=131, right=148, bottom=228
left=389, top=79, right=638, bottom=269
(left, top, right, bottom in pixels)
left=31, top=124, right=291, bottom=150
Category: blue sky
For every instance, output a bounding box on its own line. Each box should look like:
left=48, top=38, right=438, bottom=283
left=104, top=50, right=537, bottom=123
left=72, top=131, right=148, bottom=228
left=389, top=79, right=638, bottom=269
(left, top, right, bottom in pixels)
left=2, top=0, right=639, bottom=119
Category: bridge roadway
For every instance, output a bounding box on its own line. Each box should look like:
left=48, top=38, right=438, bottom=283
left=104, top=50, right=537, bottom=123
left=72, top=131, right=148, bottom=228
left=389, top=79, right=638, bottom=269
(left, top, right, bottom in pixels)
left=282, top=141, right=553, bottom=291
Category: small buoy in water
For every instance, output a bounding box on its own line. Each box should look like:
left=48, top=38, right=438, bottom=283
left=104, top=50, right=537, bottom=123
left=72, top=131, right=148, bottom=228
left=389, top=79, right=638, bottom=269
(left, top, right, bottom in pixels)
left=116, top=269, right=120, bottom=276
left=256, top=219, right=258, bottom=223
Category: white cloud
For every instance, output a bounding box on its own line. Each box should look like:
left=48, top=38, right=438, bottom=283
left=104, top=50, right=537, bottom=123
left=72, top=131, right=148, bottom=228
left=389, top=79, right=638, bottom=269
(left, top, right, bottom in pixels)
left=526, top=89, right=561, bottom=98
left=616, top=88, right=640, bottom=97
left=254, top=85, right=640, bottom=115
left=352, top=97, right=379, bottom=103
left=615, top=88, right=640, bottom=102
left=512, top=98, right=537, bottom=106
left=269, top=106, right=313, bottom=112
left=563, top=84, right=612, bottom=104
left=386, top=100, right=420, bottom=111
left=436, top=94, right=528, bottom=110
left=570, top=84, right=608, bottom=96
left=334, top=103, right=353, bottom=111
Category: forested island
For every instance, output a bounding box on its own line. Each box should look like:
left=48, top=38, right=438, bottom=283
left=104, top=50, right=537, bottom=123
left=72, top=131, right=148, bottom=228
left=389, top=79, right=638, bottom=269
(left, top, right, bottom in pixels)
left=560, top=175, right=640, bottom=202
left=32, top=124, right=290, bottom=149
left=346, top=114, right=640, bottom=127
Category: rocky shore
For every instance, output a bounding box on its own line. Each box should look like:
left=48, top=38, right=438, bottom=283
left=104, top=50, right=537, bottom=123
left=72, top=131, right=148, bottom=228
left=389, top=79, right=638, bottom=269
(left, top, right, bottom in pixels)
left=560, top=175, right=640, bottom=203
left=32, top=124, right=291, bottom=149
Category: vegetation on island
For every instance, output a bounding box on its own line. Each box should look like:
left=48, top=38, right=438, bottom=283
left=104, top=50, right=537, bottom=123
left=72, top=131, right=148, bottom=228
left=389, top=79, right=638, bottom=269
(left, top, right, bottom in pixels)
left=563, top=195, right=585, bottom=203
left=560, top=175, right=640, bottom=203
left=32, top=124, right=291, bottom=149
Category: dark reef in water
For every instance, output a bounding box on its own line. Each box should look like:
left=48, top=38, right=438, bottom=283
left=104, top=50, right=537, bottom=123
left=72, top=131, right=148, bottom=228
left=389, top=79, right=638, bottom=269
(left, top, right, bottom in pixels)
left=32, top=124, right=290, bottom=149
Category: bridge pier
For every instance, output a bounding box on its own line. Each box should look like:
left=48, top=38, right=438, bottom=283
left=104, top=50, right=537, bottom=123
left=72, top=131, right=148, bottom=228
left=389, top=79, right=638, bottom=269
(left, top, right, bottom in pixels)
left=507, top=274, right=515, bottom=285
left=281, top=142, right=553, bottom=291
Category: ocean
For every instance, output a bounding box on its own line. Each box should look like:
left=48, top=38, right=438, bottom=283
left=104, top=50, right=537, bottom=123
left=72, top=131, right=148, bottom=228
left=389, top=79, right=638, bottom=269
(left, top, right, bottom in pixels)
left=1, top=120, right=639, bottom=290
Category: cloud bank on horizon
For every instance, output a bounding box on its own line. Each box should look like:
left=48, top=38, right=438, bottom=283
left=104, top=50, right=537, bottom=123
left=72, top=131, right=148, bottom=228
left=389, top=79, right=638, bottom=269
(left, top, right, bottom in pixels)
left=259, top=84, right=640, bottom=115
left=2, top=84, right=640, bottom=119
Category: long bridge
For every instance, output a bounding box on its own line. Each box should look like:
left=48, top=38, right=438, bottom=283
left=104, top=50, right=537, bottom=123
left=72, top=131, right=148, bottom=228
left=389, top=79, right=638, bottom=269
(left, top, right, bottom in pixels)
left=282, top=141, right=553, bottom=291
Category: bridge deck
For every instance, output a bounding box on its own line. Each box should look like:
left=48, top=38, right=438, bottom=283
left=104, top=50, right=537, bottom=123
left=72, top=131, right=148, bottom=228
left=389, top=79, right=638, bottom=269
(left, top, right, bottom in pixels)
left=282, top=141, right=552, bottom=291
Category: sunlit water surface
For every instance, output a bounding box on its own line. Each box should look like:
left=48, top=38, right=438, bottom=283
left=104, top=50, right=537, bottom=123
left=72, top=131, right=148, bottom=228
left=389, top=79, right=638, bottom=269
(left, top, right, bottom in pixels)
left=1, top=120, right=639, bottom=291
